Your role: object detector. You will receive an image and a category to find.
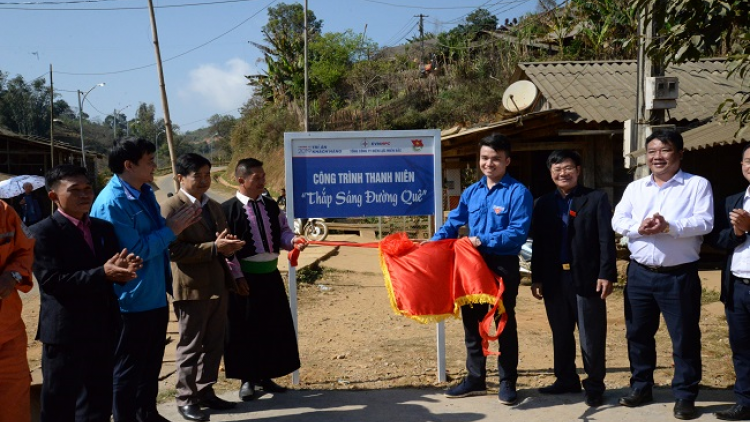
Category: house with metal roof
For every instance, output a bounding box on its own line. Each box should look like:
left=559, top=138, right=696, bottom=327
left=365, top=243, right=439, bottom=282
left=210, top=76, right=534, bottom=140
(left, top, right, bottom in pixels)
left=440, top=58, right=745, bottom=205
left=0, top=126, right=105, bottom=179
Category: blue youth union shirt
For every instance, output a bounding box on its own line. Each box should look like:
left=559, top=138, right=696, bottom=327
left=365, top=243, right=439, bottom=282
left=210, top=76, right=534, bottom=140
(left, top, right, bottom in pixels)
left=432, top=174, right=532, bottom=256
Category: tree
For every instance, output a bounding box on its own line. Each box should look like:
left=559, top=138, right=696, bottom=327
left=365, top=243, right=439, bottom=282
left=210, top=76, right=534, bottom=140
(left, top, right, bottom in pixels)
left=247, top=2, right=323, bottom=119
left=570, top=0, right=638, bottom=59
left=207, top=114, right=236, bottom=162
left=309, top=30, right=376, bottom=108
left=437, top=8, right=499, bottom=69
left=465, top=8, right=498, bottom=33
left=0, top=73, right=72, bottom=136
left=633, top=0, right=750, bottom=133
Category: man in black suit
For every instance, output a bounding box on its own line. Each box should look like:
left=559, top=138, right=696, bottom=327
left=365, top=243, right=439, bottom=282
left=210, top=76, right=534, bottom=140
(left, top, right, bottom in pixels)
left=32, top=164, right=143, bottom=422
left=709, top=143, right=750, bottom=421
left=530, top=150, right=617, bottom=407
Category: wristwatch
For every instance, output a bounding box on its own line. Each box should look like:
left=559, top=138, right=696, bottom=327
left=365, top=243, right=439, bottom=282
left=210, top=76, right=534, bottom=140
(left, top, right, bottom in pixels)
left=10, top=271, right=22, bottom=284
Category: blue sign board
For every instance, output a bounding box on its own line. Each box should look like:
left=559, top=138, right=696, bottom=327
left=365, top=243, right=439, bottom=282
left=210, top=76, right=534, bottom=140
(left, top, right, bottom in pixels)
left=284, top=130, right=441, bottom=219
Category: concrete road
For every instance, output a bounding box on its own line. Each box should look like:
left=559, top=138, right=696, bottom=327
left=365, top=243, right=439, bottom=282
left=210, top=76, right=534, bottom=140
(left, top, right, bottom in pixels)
left=156, top=386, right=736, bottom=421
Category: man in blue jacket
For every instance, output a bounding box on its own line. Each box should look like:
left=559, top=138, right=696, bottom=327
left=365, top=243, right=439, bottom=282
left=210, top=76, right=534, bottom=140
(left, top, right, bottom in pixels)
left=91, top=137, right=202, bottom=422
left=432, top=133, right=533, bottom=405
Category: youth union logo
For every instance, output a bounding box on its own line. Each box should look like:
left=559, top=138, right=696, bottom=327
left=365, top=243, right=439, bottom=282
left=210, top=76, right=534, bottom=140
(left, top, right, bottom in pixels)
left=411, top=139, right=424, bottom=152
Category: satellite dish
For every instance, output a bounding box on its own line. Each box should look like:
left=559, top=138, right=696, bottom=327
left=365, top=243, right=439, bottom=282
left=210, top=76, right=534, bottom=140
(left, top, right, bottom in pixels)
left=502, top=80, right=539, bottom=114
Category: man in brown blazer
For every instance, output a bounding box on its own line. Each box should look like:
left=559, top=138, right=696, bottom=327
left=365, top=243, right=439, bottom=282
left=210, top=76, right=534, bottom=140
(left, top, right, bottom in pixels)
left=162, top=153, right=245, bottom=422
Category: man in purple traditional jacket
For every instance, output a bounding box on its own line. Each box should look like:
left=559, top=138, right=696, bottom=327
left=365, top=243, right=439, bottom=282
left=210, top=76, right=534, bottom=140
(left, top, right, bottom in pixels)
left=222, top=158, right=306, bottom=401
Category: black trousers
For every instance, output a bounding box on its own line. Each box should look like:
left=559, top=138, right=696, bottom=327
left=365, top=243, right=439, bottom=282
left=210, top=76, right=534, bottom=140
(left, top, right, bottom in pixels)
left=462, top=254, right=520, bottom=385
left=543, top=271, right=607, bottom=395
left=624, top=262, right=702, bottom=400
left=112, top=306, right=169, bottom=422
left=726, top=277, right=750, bottom=406
left=40, top=339, right=115, bottom=422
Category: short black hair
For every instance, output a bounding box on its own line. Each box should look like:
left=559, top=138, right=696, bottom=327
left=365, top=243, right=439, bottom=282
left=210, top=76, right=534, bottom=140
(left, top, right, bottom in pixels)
left=742, top=143, right=750, bottom=157
left=235, top=158, right=263, bottom=178
left=479, top=133, right=511, bottom=157
left=108, top=136, right=156, bottom=174
left=646, top=129, right=683, bottom=152
left=546, top=150, right=582, bottom=169
left=45, top=164, right=90, bottom=192
left=175, top=153, right=211, bottom=176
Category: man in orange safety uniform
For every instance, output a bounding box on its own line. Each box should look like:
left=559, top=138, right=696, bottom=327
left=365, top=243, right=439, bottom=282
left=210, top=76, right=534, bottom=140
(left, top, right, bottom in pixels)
left=0, top=199, right=35, bottom=422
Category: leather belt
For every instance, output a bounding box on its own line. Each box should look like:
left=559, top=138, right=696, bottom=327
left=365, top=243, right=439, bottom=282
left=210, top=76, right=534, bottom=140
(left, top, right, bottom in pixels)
left=734, top=276, right=750, bottom=285
left=562, top=263, right=571, bottom=270
left=633, top=260, right=693, bottom=274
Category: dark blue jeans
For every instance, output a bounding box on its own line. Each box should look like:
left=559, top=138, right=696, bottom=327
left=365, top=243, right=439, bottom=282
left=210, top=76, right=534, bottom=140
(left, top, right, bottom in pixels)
left=726, top=277, right=750, bottom=406
left=624, top=262, right=702, bottom=400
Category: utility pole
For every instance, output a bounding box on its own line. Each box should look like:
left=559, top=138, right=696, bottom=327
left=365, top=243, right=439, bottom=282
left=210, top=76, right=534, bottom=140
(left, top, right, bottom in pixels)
left=415, top=13, right=428, bottom=64
left=49, top=64, right=54, bottom=169
left=303, top=0, right=308, bottom=132
left=633, top=0, right=667, bottom=179
left=147, top=0, right=180, bottom=192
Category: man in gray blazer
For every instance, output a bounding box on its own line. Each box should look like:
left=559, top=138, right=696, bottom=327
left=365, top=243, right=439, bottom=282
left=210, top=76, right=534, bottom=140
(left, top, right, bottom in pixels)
left=162, top=153, right=245, bottom=422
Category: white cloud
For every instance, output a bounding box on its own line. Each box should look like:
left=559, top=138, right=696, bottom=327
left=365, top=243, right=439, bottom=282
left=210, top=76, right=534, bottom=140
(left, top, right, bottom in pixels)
left=181, top=58, right=254, bottom=112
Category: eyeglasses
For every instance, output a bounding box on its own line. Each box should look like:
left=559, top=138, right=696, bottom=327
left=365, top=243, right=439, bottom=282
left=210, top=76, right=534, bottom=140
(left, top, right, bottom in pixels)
left=550, top=166, right=577, bottom=175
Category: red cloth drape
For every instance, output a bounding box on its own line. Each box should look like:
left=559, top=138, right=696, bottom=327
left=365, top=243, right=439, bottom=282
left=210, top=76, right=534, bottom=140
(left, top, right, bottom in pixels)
left=290, top=233, right=506, bottom=356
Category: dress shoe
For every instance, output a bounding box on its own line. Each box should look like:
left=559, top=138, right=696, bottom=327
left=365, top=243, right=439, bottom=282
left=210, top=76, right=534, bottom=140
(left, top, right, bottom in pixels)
left=618, top=388, right=653, bottom=407
left=239, top=381, right=255, bottom=401
left=444, top=379, right=487, bottom=398
left=716, top=404, right=750, bottom=421
left=199, top=395, right=236, bottom=410
left=257, top=379, right=288, bottom=393
left=137, top=410, right=172, bottom=422
left=177, top=404, right=209, bottom=422
left=538, top=382, right=582, bottom=395
left=674, top=399, right=698, bottom=420
left=498, top=380, right=518, bottom=405
left=585, top=393, right=604, bottom=407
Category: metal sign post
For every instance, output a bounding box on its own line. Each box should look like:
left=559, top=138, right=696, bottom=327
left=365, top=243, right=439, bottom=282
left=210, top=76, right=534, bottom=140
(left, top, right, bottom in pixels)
left=284, top=129, right=444, bottom=383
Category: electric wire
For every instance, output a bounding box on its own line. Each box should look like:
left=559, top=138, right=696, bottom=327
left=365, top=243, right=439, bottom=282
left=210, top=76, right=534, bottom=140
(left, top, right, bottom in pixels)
left=55, top=0, right=277, bottom=76
left=0, top=0, right=267, bottom=11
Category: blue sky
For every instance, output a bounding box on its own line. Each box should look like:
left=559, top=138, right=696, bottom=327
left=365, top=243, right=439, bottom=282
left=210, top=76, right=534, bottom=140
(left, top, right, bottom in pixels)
left=1, top=0, right=538, bottom=132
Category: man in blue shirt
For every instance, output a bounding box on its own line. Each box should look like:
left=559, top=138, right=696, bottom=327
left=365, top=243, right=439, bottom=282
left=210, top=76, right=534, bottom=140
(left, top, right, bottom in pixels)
left=432, top=133, right=532, bottom=405
left=91, top=137, right=202, bottom=422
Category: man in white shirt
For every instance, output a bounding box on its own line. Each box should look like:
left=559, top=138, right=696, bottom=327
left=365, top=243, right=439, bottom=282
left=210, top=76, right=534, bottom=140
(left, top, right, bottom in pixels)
left=612, top=130, right=713, bottom=420
left=708, top=143, right=750, bottom=421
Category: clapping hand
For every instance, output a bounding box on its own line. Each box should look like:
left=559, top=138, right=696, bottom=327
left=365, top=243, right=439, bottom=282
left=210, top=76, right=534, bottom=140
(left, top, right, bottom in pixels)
left=104, top=248, right=143, bottom=284
left=730, top=209, right=750, bottom=236
left=638, top=213, right=668, bottom=235
left=166, top=203, right=203, bottom=236
left=215, top=229, right=245, bottom=256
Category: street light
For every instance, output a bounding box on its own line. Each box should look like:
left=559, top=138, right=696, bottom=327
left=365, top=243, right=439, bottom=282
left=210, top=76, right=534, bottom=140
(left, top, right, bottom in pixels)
left=112, top=105, right=131, bottom=139
left=155, top=129, right=166, bottom=168
left=77, top=82, right=105, bottom=168
left=210, top=132, right=220, bottom=163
